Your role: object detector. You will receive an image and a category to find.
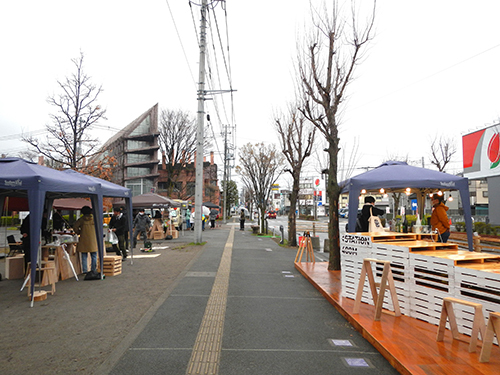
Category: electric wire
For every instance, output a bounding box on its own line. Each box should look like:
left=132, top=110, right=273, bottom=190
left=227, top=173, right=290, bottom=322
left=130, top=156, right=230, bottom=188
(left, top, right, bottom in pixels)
left=354, top=42, right=500, bottom=110
left=190, top=1, right=235, bottom=176
left=166, top=0, right=197, bottom=88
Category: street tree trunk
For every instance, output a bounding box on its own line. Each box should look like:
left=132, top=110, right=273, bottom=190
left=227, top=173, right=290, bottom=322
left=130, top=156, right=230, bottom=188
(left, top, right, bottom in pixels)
left=297, top=1, right=376, bottom=270
left=275, top=105, right=315, bottom=247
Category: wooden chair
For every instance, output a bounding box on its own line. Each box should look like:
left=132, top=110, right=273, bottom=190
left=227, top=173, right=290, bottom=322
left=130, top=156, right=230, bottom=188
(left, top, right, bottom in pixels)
left=436, top=297, right=485, bottom=353
left=7, top=235, right=23, bottom=257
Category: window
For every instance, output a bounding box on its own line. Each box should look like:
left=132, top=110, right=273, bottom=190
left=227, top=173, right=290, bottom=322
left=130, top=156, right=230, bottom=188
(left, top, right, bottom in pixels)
left=187, top=182, right=195, bottom=196
left=483, top=191, right=488, bottom=198
left=127, top=154, right=151, bottom=163
left=127, top=140, right=150, bottom=150
left=130, top=116, right=151, bottom=136
left=127, top=167, right=151, bottom=177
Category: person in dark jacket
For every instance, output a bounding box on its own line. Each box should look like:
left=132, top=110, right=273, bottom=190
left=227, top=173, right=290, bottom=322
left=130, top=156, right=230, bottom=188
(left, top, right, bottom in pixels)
left=132, top=208, right=151, bottom=248
left=109, top=207, right=128, bottom=260
left=52, top=209, right=64, bottom=231
left=358, top=196, right=385, bottom=232
left=20, top=214, right=31, bottom=271
left=239, top=209, right=245, bottom=231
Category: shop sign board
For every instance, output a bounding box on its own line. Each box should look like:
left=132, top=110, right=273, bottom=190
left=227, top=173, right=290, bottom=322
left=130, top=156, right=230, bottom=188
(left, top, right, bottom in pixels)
left=463, top=123, right=500, bottom=179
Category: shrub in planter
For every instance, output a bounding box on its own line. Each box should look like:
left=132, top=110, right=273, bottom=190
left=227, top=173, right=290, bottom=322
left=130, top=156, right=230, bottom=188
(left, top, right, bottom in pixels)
left=455, top=222, right=465, bottom=232
left=474, top=222, right=487, bottom=234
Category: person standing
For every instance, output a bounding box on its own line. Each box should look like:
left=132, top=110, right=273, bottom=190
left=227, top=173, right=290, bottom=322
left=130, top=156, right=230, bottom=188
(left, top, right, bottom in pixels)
left=73, top=206, right=98, bottom=274
left=132, top=208, right=151, bottom=248
left=109, top=207, right=128, bottom=261
left=209, top=210, right=217, bottom=229
left=358, top=196, right=385, bottom=232
left=185, top=209, right=191, bottom=229
left=430, top=194, right=450, bottom=243
left=20, top=213, right=31, bottom=271
left=52, top=209, right=64, bottom=231
left=239, top=209, right=245, bottom=231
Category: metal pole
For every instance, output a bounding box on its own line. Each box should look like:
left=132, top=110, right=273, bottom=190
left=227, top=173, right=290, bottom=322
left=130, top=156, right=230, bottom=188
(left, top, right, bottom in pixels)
left=194, top=0, right=207, bottom=243
left=222, top=124, right=228, bottom=224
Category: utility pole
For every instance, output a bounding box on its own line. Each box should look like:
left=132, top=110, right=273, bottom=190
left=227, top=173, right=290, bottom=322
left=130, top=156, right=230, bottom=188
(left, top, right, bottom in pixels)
left=194, top=0, right=207, bottom=244
left=222, top=124, right=228, bottom=224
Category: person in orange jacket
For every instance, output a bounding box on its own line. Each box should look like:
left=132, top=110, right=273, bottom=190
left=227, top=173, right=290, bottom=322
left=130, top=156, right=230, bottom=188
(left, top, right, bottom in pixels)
left=430, top=194, right=450, bottom=243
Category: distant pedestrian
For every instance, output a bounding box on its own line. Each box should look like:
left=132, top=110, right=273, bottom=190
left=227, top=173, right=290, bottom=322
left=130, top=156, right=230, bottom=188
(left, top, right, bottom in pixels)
left=239, top=209, right=245, bottom=231
left=185, top=209, right=191, bottom=229
left=209, top=210, right=217, bottom=229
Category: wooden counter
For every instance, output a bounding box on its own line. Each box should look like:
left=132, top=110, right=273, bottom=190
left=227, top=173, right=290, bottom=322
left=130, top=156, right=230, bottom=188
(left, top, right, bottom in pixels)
left=340, top=231, right=500, bottom=340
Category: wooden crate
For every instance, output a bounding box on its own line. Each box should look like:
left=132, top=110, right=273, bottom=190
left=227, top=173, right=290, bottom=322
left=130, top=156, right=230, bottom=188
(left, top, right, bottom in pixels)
left=152, top=231, right=164, bottom=240
left=103, top=255, right=122, bottom=276
left=410, top=288, right=450, bottom=325
left=370, top=233, right=417, bottom=242
left=6, top=254, right=25, bottom=279
left=409, top=253, right=455, bottom=294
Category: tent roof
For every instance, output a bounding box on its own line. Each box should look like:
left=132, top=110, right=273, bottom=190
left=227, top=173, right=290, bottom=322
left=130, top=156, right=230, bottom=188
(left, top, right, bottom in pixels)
left=340, top=161, right=467, bottom=194
left=61, top=169, right=131, bottom=198
left=116, top=192, right=180, bottom=208
left=53, top=197, right=93, bottom=210
left=0, top=158, right=100, bottom=198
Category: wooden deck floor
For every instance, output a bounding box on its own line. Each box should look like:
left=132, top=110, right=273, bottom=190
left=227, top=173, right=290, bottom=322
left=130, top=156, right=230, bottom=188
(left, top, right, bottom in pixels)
left=295, top=261, right=500, bottom=375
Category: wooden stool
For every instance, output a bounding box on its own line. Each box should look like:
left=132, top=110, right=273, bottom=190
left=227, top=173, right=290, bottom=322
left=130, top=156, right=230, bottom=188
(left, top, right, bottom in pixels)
left=479, top=311, right=500, bottom=362
left=294, top=236, right=315, bottom=263
left=353, top=258, right=401, bottom=321
left=25, top=261, right=57, bottom=296
left=436, top=297, right=485, bottom=353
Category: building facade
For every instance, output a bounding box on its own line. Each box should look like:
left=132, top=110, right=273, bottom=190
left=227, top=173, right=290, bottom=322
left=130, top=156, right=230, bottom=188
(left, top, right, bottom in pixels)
left=98, top=104, right=160, bottom=196
left=95, top=103, right=220, bottom=205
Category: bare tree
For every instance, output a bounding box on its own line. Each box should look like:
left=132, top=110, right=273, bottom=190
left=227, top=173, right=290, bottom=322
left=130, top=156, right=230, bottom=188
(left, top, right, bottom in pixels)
left=236, top=143, right=285, bottom=231
left=298, top=1, right=376, bottom=270
left=159, top=109, right=197, bottom=165
left=275, top=103, right=316, bottom=246
left=158, top=109, right=212, bottom=198
left=23, top=52, right=106, bottom=170
left=429, top=135, right=456, bottom=172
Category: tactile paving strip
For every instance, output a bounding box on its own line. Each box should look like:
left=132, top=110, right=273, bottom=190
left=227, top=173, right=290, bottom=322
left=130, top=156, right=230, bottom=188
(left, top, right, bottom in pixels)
left=186, top=227, right=234, bottom=375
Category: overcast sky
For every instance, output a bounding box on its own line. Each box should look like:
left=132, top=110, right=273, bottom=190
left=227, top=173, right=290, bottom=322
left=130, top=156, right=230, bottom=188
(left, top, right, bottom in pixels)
left=1, top=0, right=500, bottom=184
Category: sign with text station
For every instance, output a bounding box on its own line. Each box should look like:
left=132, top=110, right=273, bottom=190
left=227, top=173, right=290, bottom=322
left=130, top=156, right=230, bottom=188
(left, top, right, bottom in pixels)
left=340, top=234, right=372, bottom=248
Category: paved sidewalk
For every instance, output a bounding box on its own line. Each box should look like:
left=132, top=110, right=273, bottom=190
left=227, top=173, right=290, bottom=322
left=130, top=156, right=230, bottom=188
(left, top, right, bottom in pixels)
left=102, top=223, right=398, bottom=375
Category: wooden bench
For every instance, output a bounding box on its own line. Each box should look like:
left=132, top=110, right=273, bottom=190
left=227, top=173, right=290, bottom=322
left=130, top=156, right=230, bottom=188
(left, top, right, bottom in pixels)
left=353, top=258, right=401, bottom=321
left=436, top=297, right=485, bottom=353
left=479, top=311, right=500, bottom=362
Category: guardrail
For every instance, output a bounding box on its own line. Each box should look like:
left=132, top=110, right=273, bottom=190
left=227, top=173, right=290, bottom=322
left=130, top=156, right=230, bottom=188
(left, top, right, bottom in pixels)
left=295, top=222, right=329, bottom=235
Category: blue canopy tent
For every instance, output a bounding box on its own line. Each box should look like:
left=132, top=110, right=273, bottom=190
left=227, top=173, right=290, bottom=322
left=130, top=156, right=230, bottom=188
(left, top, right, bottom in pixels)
left=0, top=158, right=132, bottom=306
left=61, top=169, right=134, bottom=261
left=340, top=161, right=474, bottom=251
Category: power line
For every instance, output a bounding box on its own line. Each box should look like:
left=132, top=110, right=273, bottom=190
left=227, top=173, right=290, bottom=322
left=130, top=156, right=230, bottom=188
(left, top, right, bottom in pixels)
left=166, top=0, right=197, bottom=87
left=354, top=42, right=500, bottom=110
